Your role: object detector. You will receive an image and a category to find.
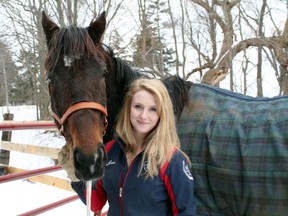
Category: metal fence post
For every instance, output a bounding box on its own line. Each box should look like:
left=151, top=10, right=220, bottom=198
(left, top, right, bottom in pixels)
left=0, top=113, right=14, bottom=175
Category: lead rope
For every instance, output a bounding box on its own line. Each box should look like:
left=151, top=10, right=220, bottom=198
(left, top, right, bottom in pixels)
left=86, top=180, right=92, bottom=216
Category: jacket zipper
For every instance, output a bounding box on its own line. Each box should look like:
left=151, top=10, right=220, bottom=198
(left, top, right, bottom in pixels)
left=119, top=158, right=137, bottom=216
left=119, top=187, right=123, bottom=197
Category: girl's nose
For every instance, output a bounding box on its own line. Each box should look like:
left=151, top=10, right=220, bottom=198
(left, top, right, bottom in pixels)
left=140, top=109, right=147, bottom=118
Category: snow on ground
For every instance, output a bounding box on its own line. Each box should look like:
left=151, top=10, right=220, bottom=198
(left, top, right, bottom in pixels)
left=0, top=106, right=108, bottom=215
left=1, top=180, right=87, bottom=216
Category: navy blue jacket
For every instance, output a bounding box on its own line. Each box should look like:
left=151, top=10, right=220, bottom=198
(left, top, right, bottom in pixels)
left=72, top=138, right=196, bottom=215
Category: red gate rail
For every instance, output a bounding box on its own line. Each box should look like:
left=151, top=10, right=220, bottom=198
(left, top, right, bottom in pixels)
left=0, top=165, right=62, bottom=184
left=17, top=195, right=79, bottom=216
left=0, top=121, right=56, bottom=130
left=18, top=194, right=108, bottom=216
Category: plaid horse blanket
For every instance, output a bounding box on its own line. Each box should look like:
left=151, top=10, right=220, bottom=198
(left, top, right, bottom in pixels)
left=177, top=83, right=288, bottom=216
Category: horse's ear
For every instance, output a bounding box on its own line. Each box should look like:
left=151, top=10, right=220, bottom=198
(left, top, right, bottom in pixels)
left=41, top=11, right=59, bottom=45
left=87, top=11, right=106, bottom=43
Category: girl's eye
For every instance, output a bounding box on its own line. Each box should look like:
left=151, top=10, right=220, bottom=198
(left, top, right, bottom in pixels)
left=150, top=107, right=157, bottom=112
left=134, top=104, right=142, bottom=109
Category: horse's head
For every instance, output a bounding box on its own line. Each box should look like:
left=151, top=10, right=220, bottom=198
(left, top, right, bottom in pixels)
left=42, top=11, right=109, bottom=181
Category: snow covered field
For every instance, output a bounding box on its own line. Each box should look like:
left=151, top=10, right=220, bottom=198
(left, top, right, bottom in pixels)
left=0, top=106, right=91, bottom=215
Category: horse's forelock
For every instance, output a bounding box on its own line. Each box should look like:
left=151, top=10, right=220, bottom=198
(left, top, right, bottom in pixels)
left=45, top=26, right=104, bottom=71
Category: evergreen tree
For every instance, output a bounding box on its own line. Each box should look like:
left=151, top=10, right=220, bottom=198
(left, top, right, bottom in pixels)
left=8, top=49, right=38, bottom=105
left=9, top=70, right=35, bottom=105
left=0, top=41, right=18, bottom=106
left=132, top=0, right=175, bottom=77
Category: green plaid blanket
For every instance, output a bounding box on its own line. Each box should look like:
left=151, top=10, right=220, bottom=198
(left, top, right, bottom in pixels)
left=177, top=84, right=288, bottom=216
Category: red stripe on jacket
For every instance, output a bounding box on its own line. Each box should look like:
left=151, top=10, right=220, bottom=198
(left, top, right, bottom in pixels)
left=160, top=147, right=178, bottom=216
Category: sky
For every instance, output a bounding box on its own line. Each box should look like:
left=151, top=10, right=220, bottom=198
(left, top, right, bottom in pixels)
left=0, top=105, right=109, bottom=215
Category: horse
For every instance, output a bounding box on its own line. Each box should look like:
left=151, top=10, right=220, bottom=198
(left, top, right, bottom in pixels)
left=41, top=11, right=110, bottom=181
left=42, top=12, right=288, bottom=215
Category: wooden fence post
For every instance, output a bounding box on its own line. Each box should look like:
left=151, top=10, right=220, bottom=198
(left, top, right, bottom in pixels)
left=0, top=113, right=14, bottom=175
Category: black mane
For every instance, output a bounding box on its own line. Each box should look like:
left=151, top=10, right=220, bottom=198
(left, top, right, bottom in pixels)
left=161, top=76, right=192, bottom=120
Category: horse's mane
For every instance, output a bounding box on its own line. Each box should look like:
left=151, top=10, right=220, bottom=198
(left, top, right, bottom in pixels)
left=45, top=26, right=106, bottom=71
left=113, top=57, right=142, bottom=84
left=161, top=76, right=192, bottom=120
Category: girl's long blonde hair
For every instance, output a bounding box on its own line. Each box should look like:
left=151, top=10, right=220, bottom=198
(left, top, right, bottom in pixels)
left=116, top=78, right=190, bottom=178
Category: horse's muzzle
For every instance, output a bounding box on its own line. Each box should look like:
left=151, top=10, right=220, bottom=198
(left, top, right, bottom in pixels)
left=73, top=143, right=107, bottom=181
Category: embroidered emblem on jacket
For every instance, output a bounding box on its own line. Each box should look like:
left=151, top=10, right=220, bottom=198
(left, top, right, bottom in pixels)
left=182, top=160, right=193, bottom=180
left=143, top=161, right=148, bottom=173
left=106, top=160, right=116, bottom=166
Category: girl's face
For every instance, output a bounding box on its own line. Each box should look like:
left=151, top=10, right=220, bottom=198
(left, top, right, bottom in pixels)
left=130, top=89, right=160, bottom=140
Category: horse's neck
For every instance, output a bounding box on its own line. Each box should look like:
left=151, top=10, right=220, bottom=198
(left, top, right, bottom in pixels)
left=104, top=58, right=140, bottom=142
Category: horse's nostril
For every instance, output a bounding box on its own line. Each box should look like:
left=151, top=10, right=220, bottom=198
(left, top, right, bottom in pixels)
left=73, top=147, right=81, bottom=167
left=98, top=143, right=108, bottom=163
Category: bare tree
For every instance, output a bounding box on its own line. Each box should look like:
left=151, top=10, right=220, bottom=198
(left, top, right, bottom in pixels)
left=255, top=0, right=267, bottom=97
left=0, top=41, right=18, bottom=107
left=186, top=0, right=288, bottom=95
left=0, top=0, right=50, bottom=119
left=186, top=0, right=239, bottom=88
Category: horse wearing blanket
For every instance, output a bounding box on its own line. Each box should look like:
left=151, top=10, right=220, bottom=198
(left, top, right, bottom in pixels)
left=177, top=84, right=288, bottom=215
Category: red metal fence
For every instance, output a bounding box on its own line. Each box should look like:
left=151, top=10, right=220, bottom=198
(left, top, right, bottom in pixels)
left=0, top=165, right=62, bottom=184
left=0, top=121, right=55, bottom=130
left=0, top=121, right=108, bottom=216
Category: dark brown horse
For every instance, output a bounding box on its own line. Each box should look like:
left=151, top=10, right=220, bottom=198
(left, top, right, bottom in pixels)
left=42, top=11, right=288, bottom=215
left=42, top=11, right=112, bottom=181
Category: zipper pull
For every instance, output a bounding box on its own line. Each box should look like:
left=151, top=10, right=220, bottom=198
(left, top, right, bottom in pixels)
left=119, top=187, right=123, bottom=197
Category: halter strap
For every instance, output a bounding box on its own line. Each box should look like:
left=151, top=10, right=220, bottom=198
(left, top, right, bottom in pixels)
left=51, top=102, right=108, bottom=134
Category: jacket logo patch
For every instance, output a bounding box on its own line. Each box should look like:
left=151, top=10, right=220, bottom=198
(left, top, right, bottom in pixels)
left=182, top=160, right=193, bottom=180
left=143, top=161, right=148, bottom=173
left=106, top=160, right=116, bottom=166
